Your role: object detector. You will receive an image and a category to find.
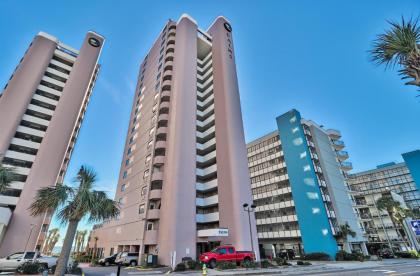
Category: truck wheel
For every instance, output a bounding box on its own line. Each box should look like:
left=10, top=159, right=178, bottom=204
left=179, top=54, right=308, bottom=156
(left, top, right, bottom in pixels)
left=130, top=260, right=137, bottom=267
left=105, top=261, right=110, bottom=266
left=243, top=257, right=251, bottom=265
left=209, top=259, right=216, bottom=269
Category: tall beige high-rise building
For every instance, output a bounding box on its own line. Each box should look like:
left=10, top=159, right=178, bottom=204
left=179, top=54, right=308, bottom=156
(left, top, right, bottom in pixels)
left=0, top=31, right=104, bottom=255
left=90, top=14, right=259, bottom=266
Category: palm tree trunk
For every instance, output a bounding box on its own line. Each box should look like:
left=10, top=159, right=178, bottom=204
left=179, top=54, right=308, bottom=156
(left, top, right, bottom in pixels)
left=54, top=220, right=79, bottom=276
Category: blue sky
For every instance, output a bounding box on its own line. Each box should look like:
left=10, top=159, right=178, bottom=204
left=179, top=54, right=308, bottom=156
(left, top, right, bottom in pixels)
left=0, top=0, right=419, bottom=244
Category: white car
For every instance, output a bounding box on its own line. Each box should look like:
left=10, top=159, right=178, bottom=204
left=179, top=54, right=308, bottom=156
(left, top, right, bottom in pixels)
left=0, top=251, right=57, bottom=272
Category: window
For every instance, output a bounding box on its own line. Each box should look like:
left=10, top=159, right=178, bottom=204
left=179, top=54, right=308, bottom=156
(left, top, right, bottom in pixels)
left=125, top=159, right=130, bottom=166
left=141, top=186, right=147, bottom=196
left=121, top=184, right=126, bottom=192
left=127, top=147, right=132, bottom=154
left=147, top=222, right=153, bottom=230
left=143, top=170, right=150, bottom=179
left=139, top=204, right=145, bottom=214
left=118, top=198, right=123, bottom=206
left=123, top=171, right=127, bottom=179
left=145, top=155, right=151, bottom=163
left=217, top=248, right=227, bottom=254
left=228, top=248, right=234, bottom=254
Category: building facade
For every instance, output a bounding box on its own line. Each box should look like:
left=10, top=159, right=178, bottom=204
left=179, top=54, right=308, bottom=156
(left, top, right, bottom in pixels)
left=348, top=150, right=420, bottom=252
left=247, top=109, right=366, bottom=259
left=0, top=31, right=104, bottom=255
left=90, top=14, right=259, bottom=266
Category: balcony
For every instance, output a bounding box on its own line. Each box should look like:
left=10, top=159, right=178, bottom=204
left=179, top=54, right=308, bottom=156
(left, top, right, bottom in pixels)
left=158, top=113, right=169, bottom=124
left=147, top=209, right=160, bottom=220
left=10, top=138, right=40, bottom=150
left=5, top=150, right=36, bottom=162
left=161, top=91, right=170, bottom=102
left=341, top=161, right=353, bottom=171
left=149, top=189, right=162, bottom=200
left=156, top=126, right=168, bottom=137
left=155, top=141, right=166, bottom=150
left=153, top=156, right=165, bottom=165
left=332, top=140, right=345, bottom=150
left=196, top=212, right=219, bottom=223
left=197, top=150, right=216, bottom=165
left=151, top=171, right=163, bottom=182
left=144, top=230, right=158, bottom=245
left=196, top=163, right=217, bottom=177
left=0, top=195, right=19, bottom=206
left=164, top=61, right=173, bottom=71
left=22, top=114, right=50, bottom=127
left=0, top=207, right=12, bottom=226
left=327, top=129, right=342, bottom=139
left=196, top=195, right=218, bottom=207
left=336, top=150, right=349, bottom=161
left=196, top=179, right=218, bottom=192
left=16, top=126, right=46, bottom=138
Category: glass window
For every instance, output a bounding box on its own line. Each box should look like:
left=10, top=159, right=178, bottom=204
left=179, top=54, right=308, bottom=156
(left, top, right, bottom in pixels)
left=121, top=184, right=126, bottom=192
left=217, top=248, right=227, bottom=254
left=139, top=204, right=145, bottom=214
left=8, top=253, right=24, bottom=260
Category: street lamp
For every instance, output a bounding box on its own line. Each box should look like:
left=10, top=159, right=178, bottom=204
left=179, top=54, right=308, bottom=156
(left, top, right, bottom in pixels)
left=243, top=203, right=256, bottom=258
left=24, top=224, right=36, bottom=252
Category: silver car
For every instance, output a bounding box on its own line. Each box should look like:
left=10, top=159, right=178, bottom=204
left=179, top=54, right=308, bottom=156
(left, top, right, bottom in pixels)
left=115, top=252, right=139, bottom=266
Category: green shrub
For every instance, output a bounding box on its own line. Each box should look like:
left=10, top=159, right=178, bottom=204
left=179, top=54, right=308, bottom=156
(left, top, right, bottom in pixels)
left=90, top=258, right=100, bottom=266
left=241, top=260, right=257, bottom=268
left=175, top=263, right=186, bottom=271
left=336, top=250, right=365, bottom=261
left=260, top=259, right=272, bottom=268
left=303, top=252, right=331, bottom=261
left=185, top=260, right=201, bottom=270
left=16, top=262, right=43, bottom=274
left=297, top=260, right=312, bottom=265
left=216, top=261, right=237, bottom=270
left=273, top=257, right=291, bottom=266
left=395, top=251, right=419, bottom=259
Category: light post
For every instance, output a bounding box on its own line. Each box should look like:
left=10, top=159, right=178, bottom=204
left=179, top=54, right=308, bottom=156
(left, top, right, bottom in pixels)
left=243, top=203, right=256, bottom=259
left=24, top=224, right=36, bottom=252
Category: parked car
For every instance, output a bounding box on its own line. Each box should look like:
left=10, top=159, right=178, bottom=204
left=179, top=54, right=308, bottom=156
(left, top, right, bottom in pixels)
left=199, top=246, right=255, bottom=269
left=0, top=251, right=57, bottom=272
left=115, top=252, right=139, bottom=266
left=98, top=253, right=118, bottom=266
left=277, top=249, right=295, bottom=260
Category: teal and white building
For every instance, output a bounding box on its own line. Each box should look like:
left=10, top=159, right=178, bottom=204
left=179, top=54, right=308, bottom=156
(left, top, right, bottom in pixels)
left=247, top=109, right=367, bottom=259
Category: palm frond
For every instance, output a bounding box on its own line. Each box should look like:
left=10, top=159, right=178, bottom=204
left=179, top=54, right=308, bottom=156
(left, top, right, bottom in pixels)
left=370, top=16, right=420, bottom=68
left=29, top=184, right=73, bottom=216
left=74, top=165, right=97, bottom=191
left=87, top=190, right=120, bottom=223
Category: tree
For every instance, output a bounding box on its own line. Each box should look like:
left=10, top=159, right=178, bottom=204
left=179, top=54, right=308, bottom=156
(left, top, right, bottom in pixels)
left=43, top=228, right=60, bottom=255
left=337, top=222, right=356, bottom=252
left=376, top=196, right=411, bottom=249
left=370, top=17, right=420, bottom=92
left=30, top=166, right=119, bottom=276
left=0, top=160, right=16, bottom=193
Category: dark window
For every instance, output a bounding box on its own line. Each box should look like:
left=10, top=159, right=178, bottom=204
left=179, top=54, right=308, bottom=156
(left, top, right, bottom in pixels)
left=30, top=99, right=56, bottom=111
left=2, top=157, right=32, bottom=168
left=228, top=248, right=234, bottom=254
left=44, top=71, right=67, bottom=83
left=35, top=89, right=60, bottom=101
left=217, top=248, right=227, bottom=254
left=39, top=80, right=63, bottom=92
left=25, top=109, right=52, bottom=121
left=20, top=120, right=48, bottom=132
left=9, top=144, right=38, bottom=155
left=1, top=188, right=22, bottom=197
left=15, top=131, right=43, bottom=143
left=52, top=55, right=73, bottom=67
left=24, top=252, right=36, bottom=259
left=48, top=63, right=70, bottom=74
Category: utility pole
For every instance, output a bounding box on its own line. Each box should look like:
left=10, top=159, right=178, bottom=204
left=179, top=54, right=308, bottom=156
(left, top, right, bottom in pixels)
left=243, top=203, right=257, bottom=259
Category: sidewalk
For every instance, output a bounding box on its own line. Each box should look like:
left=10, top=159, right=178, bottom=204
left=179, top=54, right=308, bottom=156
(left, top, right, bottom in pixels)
left=169, top=259, right=420, bottom=275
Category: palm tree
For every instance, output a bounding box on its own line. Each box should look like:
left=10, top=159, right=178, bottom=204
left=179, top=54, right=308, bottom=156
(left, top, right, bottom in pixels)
left=370, top=17, right=420, bottom=92
left=337, top=222, right=356, bottom=252
left=376, top=196, right=411, bottom=250
left=0, top=160, right=16, bottom=193
left=30, top=166, right=119, bottom=276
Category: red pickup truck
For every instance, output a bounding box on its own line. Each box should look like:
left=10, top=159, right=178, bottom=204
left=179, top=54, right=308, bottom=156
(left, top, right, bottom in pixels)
left=199, top=246, right=255, bottom=268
